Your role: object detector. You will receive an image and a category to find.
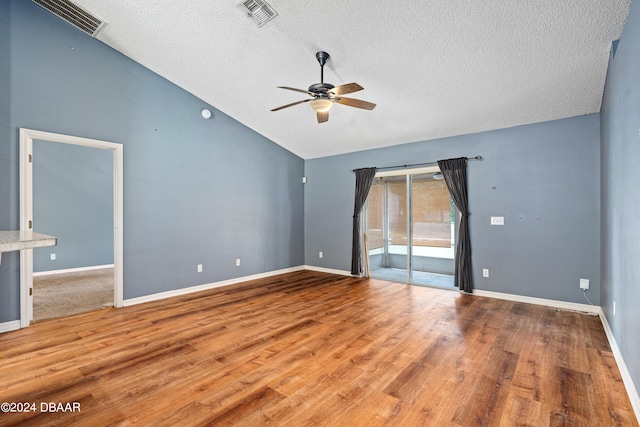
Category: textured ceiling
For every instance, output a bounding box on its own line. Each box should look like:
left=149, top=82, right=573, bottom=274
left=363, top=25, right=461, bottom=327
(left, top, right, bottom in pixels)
left=70, top=0, right=630, bottom=159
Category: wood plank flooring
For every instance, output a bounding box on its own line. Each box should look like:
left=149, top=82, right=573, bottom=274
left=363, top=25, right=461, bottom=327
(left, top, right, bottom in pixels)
left=0, top=270, right=636, bottom=426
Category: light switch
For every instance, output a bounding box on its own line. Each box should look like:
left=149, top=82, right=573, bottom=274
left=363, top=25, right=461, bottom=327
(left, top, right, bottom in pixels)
left=491, top=216, right=504, bottom=225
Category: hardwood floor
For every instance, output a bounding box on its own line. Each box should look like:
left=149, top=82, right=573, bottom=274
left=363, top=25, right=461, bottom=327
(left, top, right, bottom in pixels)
left=0, top=270, right=636, bottom=426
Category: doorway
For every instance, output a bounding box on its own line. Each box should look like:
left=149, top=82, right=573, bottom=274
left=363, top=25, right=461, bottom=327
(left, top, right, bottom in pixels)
left=19, top=128, right=123, bottom=327
left=366, top=167, right=455, bottom=288
left=32, top=267, right=114, bottom=321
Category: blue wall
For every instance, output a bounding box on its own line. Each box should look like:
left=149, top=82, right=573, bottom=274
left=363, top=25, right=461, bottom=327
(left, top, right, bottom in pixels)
left=305, top=115, right=601, bottom=305
left=0, top=1, right=10, bottom=212
left=0, top=0, right=20, bottom=322
left=33, top=140, right=114, bottom=272
left=600, top=0, right=640, bottom=401
left=2, top=0, right=635, bottom=407
left=0, top=0, right=304, bottom=321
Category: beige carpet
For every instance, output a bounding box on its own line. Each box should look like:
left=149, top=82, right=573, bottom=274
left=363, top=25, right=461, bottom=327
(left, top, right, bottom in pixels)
left=33, top=267, right=114, bottom=321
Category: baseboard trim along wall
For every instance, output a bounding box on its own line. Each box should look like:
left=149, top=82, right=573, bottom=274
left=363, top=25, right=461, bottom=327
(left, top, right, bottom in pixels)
left=123, top=266, right=306, bottom=306
left=123, top=265, right=353, bottom=307
left=33, top=264, right=115, bottom=277
left=302, top=265, right=352, bottom=276
left=0, top=320, right=21, bottom=333
left=599, top=311, right=640, bottom=422
left=472, top=289, right=600, bottom=315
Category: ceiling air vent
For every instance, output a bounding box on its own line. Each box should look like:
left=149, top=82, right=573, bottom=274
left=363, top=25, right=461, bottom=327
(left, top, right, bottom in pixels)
left=238, top=0, right=278, bottom=27
left=32, top=0, right=105, bottom=37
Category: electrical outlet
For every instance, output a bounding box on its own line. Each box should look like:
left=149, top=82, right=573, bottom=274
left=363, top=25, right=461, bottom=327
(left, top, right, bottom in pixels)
left=319, top=251, right=323, bottom=258
left=236, top=258, right=241, bottom=267
left=50, top=253, right=56, bottom=260
left=482, top=268, right=489, bottom=278
left=197, top=264, right=203, bottom=273
left=579, top=278, right=589, bottom=290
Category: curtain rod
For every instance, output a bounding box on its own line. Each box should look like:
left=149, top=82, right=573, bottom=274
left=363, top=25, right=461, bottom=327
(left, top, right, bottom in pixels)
left=353, top=155, right=482, bottom=172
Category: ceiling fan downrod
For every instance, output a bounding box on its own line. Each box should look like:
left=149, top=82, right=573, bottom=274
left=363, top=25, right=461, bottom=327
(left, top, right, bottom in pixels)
left=309, top=51, right=334, bottom=94
left=316, top=51, right=330, bottom=84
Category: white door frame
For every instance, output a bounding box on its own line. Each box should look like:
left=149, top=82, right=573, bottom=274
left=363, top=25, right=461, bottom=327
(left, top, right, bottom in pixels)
left=19, top=128, right=124, bottom=327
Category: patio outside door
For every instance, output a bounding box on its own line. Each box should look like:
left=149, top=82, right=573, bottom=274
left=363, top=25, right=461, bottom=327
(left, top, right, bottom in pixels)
left=366, top=168, right=456, bottom=288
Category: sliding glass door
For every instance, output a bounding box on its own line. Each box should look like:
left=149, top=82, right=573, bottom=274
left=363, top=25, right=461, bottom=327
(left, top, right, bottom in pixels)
left=366, top=168, right=455, bottom=288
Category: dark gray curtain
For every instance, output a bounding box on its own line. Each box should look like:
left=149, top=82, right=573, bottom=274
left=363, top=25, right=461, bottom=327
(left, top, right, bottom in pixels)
left=437, top=157, right=473, bottom=292
left=351, top=167, right=377, bottom=275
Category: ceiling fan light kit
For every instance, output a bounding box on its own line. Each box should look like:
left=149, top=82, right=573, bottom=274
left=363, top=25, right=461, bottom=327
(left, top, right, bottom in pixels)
left=310, top=98, right=333, bottom=113
left=272, top=51, right=376, bottom=123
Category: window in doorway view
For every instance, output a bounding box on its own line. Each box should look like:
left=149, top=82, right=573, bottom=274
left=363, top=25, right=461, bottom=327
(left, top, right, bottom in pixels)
left=366, top=176, right=454, bottom=256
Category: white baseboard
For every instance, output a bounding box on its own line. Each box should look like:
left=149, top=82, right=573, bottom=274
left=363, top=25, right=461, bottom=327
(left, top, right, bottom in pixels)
left=33, top=264, right=114, bottom=277
left=123, top=266, right=306, bottom=307
left=303, top=265, right=353, bottom=276
left=473, top=289, right=600, bottom=315
left=123, top=265, right=353, bottom=307
left=599, top=310, right=640, bottom=422
left=0, top=320, right=21, bottom=333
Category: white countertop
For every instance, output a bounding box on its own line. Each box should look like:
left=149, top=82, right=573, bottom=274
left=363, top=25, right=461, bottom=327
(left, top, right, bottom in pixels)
left=0, top=231, right=57, bottom=264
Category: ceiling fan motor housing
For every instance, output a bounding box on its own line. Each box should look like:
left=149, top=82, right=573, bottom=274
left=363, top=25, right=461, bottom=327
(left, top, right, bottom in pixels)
left=308, top=82, right=335, bottom=95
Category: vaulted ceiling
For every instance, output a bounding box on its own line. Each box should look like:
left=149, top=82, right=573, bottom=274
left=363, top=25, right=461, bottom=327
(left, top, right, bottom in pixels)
left=69, top=0, right=630, bottom=159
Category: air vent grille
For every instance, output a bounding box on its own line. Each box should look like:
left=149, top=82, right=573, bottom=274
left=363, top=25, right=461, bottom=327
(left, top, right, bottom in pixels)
left=32, top=0, right=104, bottom=37
left=238, top=0, right=278, bottom=27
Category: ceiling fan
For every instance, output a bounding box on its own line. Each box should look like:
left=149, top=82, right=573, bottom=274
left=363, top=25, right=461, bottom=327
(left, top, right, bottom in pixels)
left=271, top=51, right=376, bottom=123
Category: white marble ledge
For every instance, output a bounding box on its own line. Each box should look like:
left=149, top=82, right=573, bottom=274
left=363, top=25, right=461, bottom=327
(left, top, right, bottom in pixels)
left=0, top=231, right=57, bottom=265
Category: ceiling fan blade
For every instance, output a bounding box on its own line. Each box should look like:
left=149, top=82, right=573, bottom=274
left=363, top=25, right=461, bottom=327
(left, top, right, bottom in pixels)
left=328, top=82, right=363, bottom=96
left=317, top=111, right=329, bottom=123
left=277, top=86, right=315, bottom=96
left=334, top=97, right=376, bottom=110
left=271, top=99, right=312, bottom=112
